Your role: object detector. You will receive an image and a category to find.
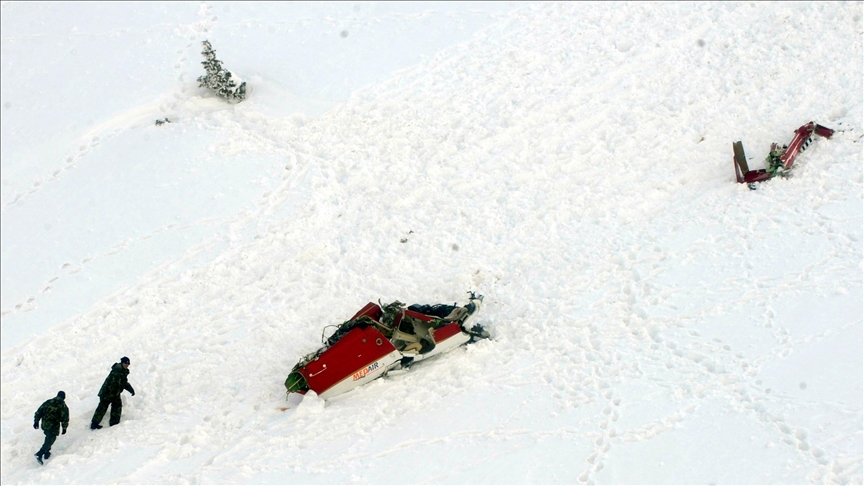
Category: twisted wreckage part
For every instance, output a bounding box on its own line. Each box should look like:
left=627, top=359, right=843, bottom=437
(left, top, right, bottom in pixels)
left=733, top=121, right=835, bottom=189
left=285, top=294, right=488, bottom=399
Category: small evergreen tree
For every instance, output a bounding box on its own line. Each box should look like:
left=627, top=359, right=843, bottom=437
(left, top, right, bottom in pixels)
left=197, top=40, right=247, bottom=102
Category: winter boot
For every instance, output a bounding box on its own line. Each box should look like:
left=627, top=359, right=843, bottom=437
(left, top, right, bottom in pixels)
left=90, top=422, right=102, bottom=430
left=35, top=452, right=43, bottom=465
left=43, top=451, right=51, bottom=460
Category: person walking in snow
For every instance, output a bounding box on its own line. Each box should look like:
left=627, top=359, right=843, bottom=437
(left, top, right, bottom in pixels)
left=33, top=391, right=69, bottom=465
left=90, top=356, right=135, bottom=429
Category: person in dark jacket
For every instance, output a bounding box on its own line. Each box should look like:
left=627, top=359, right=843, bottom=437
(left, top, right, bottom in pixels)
left=90, top=356, right=135, bottom=429
left=34, top=391, right=69, bottom=465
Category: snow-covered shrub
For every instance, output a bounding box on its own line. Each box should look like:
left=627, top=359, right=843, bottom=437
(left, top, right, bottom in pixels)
left=196, top=40, right=247, bottom=102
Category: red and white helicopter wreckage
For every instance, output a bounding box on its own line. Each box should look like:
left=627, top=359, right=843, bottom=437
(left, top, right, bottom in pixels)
left=285, top=293, right=489, bottom=399
left=733, top=121, right=835, bottom=189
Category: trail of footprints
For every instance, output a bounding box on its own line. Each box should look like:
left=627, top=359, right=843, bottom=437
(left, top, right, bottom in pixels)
left=2, top=3, right=221, bottom=212
left=2, top=135, right=103, bottom=210
left=576, top=388, right=621, bottom=483
left=566, top=246, right=847, bottom=484
left=0, top=222, right=198, bottom=318
left=637, top=319, right=841, bottom=478
left=3, top=138, right=305, bottom=318
left=571, top=324, right=835, bottom=485
left=2, top=6, right=227, bottom=319
left=2, top=1, right=326, bottom=321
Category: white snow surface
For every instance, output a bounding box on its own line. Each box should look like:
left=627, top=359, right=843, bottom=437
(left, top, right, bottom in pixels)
left=1, top=2, right=862, bottom=484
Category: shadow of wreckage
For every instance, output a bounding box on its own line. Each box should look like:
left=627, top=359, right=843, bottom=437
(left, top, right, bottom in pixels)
left=285, top=294, right=489, bottom=399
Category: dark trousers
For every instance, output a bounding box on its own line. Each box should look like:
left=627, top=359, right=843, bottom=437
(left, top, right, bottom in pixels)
left=91, top=396, right=123, bottom=426
left=37, top=431, right=57, bottom=456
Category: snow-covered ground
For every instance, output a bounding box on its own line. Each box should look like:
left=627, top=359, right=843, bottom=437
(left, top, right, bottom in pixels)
left=1, top=2, right=862, bottom=484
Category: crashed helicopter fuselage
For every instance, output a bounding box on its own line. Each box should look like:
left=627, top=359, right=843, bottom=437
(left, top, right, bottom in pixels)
left=285, top=295, right=488, bottom=399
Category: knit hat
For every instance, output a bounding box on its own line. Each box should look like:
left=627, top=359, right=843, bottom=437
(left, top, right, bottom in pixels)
left=57, top=391, right=65, bottom=399
left=121, top=356, right=130, bottom=365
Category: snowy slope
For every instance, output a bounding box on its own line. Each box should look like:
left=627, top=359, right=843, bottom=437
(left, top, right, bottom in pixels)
left=2, top=2, right=862, bottom=484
